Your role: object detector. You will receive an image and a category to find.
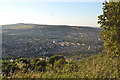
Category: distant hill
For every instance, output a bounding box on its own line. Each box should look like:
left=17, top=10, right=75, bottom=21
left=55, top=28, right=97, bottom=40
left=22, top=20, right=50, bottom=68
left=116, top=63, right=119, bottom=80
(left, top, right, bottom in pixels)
left=2, top=23, right=103, bottom=59
left=2, top=23, right=99, bottom=29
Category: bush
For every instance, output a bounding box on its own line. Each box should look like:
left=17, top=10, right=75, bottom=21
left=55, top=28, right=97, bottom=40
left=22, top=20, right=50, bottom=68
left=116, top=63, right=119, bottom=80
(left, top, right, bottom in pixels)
left=31, top=59, right=47, bottom=72
left=35, top=60, right=46, bottom=67
left=54, top=59, right=67, bottom=69
left=2, top=60, right=19, bottom=76
left=48, top=55, right=65, bottom=66
left=18, top=58, right=30, bottom=64
left=17, top=58, right=31, bottom=70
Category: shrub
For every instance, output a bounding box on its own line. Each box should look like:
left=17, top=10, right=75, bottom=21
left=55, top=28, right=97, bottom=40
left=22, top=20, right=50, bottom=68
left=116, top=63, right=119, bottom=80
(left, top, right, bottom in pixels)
left=48, top=55, right=65, bottom=66
left=31, top=59, right=47, bottom=72
left=54, top=59, right=67, bottom=69
left=2, top=60, right=19, bottom=77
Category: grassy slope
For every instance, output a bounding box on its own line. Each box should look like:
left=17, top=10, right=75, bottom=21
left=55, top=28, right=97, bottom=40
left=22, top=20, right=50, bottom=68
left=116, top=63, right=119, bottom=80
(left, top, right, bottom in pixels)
left=76, top=54, right=119, bottom=78
left=12, top=54, right=119, bottom=79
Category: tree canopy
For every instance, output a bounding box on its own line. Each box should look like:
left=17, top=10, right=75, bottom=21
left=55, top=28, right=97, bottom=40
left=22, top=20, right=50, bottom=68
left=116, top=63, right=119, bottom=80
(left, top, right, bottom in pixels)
left=98, top=1, right=120, bottom=56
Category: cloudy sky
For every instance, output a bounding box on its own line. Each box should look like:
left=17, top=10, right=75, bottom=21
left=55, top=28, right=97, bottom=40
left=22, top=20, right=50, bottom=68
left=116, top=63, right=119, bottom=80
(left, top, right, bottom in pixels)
left=0, top=0, right=105, bottom=27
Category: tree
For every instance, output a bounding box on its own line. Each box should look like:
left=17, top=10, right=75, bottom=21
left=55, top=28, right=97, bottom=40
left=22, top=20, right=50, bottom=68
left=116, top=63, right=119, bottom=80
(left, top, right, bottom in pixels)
left=48, top=55, right=65, bottom=66
left=31, top=58, right=40, bottom=66
left=30, top=58, right=40, bottom=70
left=18, top=58, right=31, bottom=72
left=54, top=59, right=67, bottom=69
left=98, top=1, right=120, bottom=56
left=34, top=60, right=47, bottom=71
left=18, top=58, right=30, bottom=64
left=30, top=58, right=47, bottom=71
left=2, top=60, right=19, bottom=77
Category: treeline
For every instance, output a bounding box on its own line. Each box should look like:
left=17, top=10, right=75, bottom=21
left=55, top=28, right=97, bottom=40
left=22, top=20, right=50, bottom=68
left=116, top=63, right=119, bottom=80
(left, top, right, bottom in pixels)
left=2, top=55, right=68, bottom=78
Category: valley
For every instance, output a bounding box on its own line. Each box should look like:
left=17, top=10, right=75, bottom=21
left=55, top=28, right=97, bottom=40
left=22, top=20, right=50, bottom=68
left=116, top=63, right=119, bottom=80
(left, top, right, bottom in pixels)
left=2, top=23, right=103, bottom=59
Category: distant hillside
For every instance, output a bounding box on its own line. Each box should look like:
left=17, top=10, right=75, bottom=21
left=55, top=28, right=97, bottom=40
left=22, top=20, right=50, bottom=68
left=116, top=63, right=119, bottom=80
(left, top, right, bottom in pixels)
left=2, top=23, right=103, bottom=59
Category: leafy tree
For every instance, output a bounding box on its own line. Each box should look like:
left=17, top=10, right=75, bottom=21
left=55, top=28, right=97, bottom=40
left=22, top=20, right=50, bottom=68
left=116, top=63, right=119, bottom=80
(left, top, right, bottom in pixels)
left=34, top=60, right=47, bottom=71
left=98, top=1, right=120, bottom=56
left=30, top=58, right=40, bottom=70
left=18, top=58, right=30, bottom=64
left=30, top=58, right=47, bottom=71
left=54, top=59, right=67, bottom=69
left=48, top=55, right=65, bottom=66
left=2, top=60, right=19, bottom=77
left=18, top=58, right=31, bottom=71
left=35, top=60, right=46, bottom=67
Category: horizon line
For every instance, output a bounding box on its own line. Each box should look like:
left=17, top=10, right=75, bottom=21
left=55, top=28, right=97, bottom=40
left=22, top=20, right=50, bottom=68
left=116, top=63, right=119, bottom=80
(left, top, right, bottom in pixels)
left=1, top=22, right=100, bottom=28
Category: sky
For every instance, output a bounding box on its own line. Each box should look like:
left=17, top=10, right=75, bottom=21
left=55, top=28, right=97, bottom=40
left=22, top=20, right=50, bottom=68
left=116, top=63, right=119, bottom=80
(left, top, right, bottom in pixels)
left=0, top=0, right=104, bottom=27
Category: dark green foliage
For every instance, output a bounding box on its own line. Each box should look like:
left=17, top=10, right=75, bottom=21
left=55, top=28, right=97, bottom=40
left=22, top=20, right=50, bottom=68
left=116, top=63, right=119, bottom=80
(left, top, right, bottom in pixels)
left=31, top=58, right=40, bottom=66
left=1, top=54, right=119, bottom=78
left=2, top=60, right=19, bottom=77
left=17, top=58, right=31, bottom=72
left=18, top=58, right=30, bottom=64
left=29, top=58, right=47, bottom=72
left=36, top=60, right=46, bottom=67
left=48, top=55, right=65, bottom=66
left=34, top=66, right=43, bottom=72
left=34, top=60, right=47, bottom=71
left=98, top=1, right=120, bottom=56
left=30, top=58, right=40, bottom=70
left=54, top=59, right=67, bottom=69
